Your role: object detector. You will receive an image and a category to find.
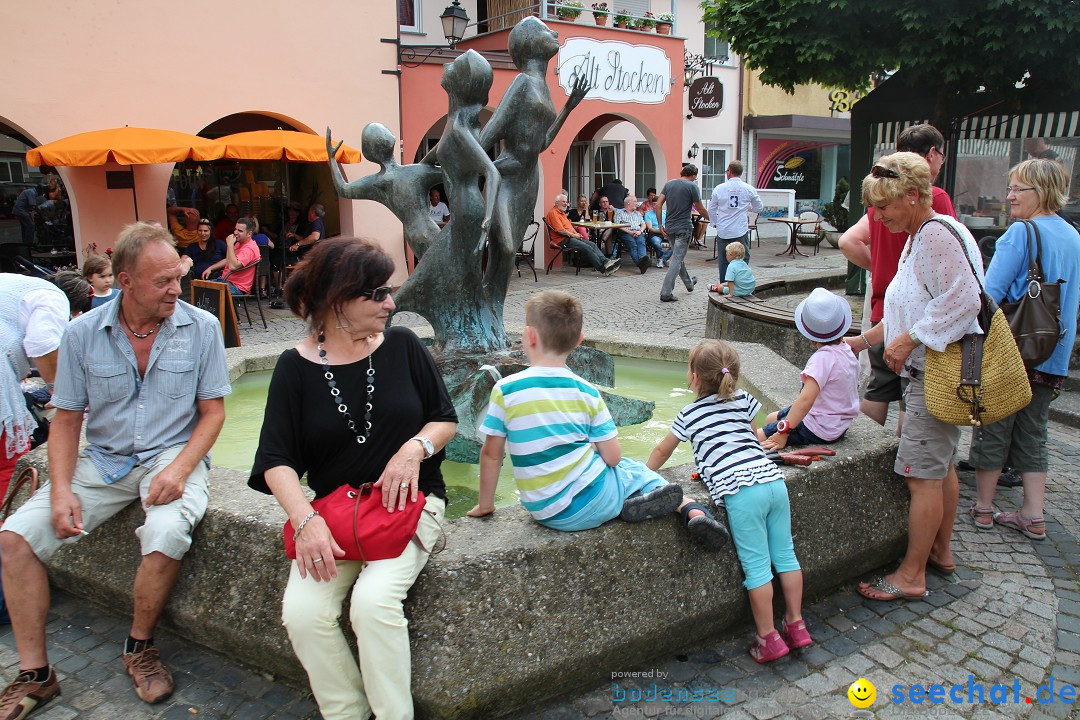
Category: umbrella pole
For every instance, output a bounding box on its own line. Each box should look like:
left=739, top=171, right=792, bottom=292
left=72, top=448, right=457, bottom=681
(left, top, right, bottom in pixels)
left=130, top=166, right=140, bottom=220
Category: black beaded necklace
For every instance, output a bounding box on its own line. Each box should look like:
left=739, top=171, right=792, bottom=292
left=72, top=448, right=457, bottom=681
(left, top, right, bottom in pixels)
left=317, top=331, right=375, bottom=444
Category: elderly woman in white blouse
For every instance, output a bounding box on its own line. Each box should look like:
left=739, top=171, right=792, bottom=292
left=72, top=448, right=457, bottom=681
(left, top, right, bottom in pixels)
left=844, top=152, right=983, bottom=602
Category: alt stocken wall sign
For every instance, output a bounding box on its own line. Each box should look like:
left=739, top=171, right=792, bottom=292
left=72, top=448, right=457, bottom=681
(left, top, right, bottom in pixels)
left=557, top=38, right=671, bottom=104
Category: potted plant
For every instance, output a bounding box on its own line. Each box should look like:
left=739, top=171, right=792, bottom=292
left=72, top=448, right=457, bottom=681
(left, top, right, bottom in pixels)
left=820, top=178, right=850, bottom=248
left=637, top=11, right=656, bottom=31
left=656, top=13, right=673, bottom=34
left=555, top=1, right=584, bottom=20
left=612, top=9, right=631, bottom=28
left=591, top=2, right=608, bottom=25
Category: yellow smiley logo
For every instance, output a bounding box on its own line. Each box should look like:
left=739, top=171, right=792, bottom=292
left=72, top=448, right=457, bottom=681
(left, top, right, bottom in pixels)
left=847, top=678, right=876, bottom=708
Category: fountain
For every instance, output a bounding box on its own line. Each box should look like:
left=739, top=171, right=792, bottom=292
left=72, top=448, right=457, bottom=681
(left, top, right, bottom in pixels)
left=5, top=18, right=910, bottom=719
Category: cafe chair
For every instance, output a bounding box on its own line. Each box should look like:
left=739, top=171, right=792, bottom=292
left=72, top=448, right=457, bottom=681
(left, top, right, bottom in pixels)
left=748, top=211, right=760, bottom=248
left=796, top=210, right=825, bottom=255
left=543, top=220, right=581, bottom=275
left=229, top=258, right=267, bottom=330
left=515, top=221, right=539, bottom=282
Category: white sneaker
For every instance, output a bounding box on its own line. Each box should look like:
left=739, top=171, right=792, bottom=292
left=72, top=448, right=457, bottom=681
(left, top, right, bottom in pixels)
left=656, top=259, right=663, bottom=268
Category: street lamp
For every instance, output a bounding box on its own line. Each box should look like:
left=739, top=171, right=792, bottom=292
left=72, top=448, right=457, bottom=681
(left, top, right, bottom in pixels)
left=441, top=1, right=470, bottom=49
left=687, top=143, right=699, bottom=159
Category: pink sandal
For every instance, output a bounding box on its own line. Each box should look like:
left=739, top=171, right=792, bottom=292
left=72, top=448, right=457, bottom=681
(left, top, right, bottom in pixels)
left=780, top=619, right=813, bottom=649
left=994, top=511, right=1046, bottom=541
left=749, top=630, right=789, bottom=663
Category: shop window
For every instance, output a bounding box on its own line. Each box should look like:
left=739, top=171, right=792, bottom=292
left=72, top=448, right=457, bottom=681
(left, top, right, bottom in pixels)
left=699, top=147, right=729, bottom=194
left=704, top=21, right=731, bottom=65
left=0, top=160, right=24, bottom=183
left=634, top=144, right=655, bottom=198
left=593, top=143, right=620, bottom=194
left=400, top=0, right=420, bottom=31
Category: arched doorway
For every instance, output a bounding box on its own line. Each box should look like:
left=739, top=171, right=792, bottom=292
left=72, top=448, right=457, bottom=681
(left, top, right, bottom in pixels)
left=562, top=113, right=667, bottom=207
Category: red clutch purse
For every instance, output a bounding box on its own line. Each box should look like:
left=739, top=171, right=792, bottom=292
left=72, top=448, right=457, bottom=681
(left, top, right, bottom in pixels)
left=283, top=482, right=425, bottom=562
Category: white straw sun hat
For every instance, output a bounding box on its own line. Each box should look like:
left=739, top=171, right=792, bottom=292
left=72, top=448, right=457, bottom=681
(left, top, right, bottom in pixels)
left=794, top=287, right=852, bottom=343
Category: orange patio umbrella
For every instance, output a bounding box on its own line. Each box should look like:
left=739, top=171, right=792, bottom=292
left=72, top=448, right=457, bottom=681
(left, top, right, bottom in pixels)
left=217, top=129, right=361, bottom=163
left=25, top=127, right=227, bottom=220
left=25, top=126, right=226, bottom=167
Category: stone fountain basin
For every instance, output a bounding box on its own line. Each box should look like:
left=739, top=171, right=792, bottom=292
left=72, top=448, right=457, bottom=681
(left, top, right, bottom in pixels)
left=11, top=333, right=904, bottom=719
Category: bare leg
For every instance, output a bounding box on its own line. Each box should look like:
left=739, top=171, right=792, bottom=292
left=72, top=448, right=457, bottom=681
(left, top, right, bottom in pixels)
left=747, top=582, right=776, bottom=637
left=929, top=465, right=959, bottom=569
left=778, top=570, right=804, bottom=624
left=861, top=398, right=888, bottom=425
left=1020, top=472, right=1047, bottom=518
left=974, top=468, right=1001, bottom=511
left=130, top=552, right=182, bottom=640
left=0, top=531, right=51, bottom=668
left=862, top=477, right=942, bottom=595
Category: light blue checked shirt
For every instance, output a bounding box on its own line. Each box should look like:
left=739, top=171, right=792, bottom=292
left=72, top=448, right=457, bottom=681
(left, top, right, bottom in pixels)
left=51, top=296, right=231, bottom=483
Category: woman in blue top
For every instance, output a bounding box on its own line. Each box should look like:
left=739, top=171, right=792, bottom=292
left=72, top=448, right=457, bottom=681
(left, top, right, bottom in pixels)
left=969, top=159, right=1080, bottom=541
left=182, top=219, right=227, bottom=279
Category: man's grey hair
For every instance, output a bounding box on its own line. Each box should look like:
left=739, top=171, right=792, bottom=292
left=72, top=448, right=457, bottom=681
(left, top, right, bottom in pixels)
left=311, top=203, right=326, bottom=218
left=553, top=193, right=568, bottom=204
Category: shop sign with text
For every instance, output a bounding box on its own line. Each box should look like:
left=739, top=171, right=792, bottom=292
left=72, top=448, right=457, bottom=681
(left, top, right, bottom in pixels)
left=688, top=77, right=722, bottom=117
left=557, top=38, right=671, bottom=104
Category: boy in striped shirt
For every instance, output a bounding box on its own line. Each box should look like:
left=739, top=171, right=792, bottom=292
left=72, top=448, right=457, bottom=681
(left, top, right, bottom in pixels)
left=468, top=291, right=728, bottom=548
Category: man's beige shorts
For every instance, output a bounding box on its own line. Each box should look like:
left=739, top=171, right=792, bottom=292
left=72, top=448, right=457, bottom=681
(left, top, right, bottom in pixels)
left=1, top=444, right=208, bottom=562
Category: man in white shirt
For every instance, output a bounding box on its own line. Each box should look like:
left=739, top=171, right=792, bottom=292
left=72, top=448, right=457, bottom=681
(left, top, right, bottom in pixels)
left=707, top=160, right=763, bottom=281
left=428, top=189, right=450, bottom=228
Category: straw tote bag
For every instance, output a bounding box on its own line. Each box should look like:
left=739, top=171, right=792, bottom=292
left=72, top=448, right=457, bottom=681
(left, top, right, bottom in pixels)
left=1001, top=220, right=1065, bottom=366
left=921, top=219, right=1031, bottom=426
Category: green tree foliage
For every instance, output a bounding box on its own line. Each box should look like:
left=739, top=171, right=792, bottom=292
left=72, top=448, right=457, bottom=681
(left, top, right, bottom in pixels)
left=701, top=0, right=1080, bottom=99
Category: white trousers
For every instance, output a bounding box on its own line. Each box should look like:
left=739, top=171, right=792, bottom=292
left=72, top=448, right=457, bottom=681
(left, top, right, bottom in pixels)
left=281, top=495, right=444, bottom=720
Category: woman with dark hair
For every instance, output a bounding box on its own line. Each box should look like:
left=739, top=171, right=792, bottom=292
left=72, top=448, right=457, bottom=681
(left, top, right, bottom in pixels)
left=846, top=152, right=983, bottom=601
left=181, top=219, right=226, bottom=279
left=968, top=158, right=1080, bottom=541
left=249, top=237, right=457, bottom=720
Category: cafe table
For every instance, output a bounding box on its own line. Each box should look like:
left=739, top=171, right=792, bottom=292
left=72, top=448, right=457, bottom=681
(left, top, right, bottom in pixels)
left=767, top=217, right=818, bottom=258
left=572, top=220, right=629, bottom=256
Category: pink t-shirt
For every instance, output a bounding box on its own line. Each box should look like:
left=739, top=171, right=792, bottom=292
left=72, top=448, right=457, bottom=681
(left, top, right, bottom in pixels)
left=800, top=343, right=859, bottom=441
left=223, top=238, right=260, bottom=294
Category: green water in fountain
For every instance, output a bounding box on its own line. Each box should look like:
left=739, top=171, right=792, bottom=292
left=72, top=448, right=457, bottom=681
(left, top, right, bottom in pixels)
left=213, top=357, right=751, bottom=518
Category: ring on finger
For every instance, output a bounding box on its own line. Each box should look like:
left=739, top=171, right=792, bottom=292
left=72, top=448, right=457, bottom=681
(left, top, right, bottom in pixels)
left=312, top=557, right=324, bottom=564
left=399, top=483, right=410, bottom=491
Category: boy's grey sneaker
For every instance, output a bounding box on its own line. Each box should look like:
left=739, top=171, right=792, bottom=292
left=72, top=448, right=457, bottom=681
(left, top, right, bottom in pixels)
left=621, top=484, right=683, bottom=522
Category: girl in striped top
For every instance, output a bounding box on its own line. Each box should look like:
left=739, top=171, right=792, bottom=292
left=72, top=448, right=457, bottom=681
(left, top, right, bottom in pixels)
left=647, top=339, right=811, bottom=663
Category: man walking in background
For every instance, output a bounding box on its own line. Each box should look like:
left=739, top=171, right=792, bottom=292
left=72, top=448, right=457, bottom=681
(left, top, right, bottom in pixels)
left=655, top=164, right=709, bottom=302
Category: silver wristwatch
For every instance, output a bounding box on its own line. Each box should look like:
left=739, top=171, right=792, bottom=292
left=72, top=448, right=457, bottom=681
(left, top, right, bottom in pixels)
left=412, top=436, right=435, bottom=459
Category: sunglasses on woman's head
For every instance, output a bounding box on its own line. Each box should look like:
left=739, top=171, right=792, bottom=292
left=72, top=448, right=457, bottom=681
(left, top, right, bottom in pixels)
left=358, top=285, right=393, bottom=302
left=870, top=165, right=901, bottom=179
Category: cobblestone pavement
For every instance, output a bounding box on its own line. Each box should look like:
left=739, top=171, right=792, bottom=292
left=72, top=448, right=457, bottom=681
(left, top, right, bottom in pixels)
left=4, top=235, right=1078, bottom=719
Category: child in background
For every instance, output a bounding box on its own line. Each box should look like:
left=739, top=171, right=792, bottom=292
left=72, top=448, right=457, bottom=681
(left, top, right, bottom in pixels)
left=82, top=254, right=119, bottom=308
left=709, top=242, right=756, bottom=296
left=757, top=288, right=859, bottom=451
left=647, top=340, right=810, bottom=662
left=468, top=290, right=729, bottom=549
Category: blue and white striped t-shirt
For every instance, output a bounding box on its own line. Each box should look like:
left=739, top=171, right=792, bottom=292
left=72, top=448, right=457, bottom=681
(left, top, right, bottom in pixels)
left=672, top=391, right=782, bottom=503
left=479, top=366, right=617, bottom=520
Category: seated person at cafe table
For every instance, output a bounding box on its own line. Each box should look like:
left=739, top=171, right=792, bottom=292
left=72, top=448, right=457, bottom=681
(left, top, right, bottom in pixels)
left=214, top=204, right=240, bottom=241
left=567, top=194, right=592, bottom=242
left=166, top=207, right=201, bottom=249
left=545, top=194, right=621, bottom=276
left=180, top=219, right=227, bottom=279
left=642, top=196, right=672, bottom=268
left=202, top=217, right=260, bottom=295
left=286, top=204, right=325, bottom=260
left=593, top=196, right=618, bottom=255
left=613, top=195, right=652, bottom=274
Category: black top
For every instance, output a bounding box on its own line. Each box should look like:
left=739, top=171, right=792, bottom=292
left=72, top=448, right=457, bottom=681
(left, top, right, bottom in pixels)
left=249, top=326, right=457, bottom=500
left=568, top=208, right=589, bottom=223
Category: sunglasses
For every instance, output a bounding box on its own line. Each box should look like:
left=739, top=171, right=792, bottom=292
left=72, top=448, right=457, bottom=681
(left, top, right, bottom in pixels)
left=358, top=285, right=393, bottom=302
left=870, top=165, right=901, bottom=179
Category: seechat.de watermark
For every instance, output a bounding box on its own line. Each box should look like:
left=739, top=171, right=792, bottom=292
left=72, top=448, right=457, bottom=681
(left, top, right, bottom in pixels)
left=847, top=676, right=1077, bottom=713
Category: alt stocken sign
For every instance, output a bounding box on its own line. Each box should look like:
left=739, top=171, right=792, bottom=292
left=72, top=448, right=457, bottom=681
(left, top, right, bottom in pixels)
left=557, top=38, right=671, bottom=104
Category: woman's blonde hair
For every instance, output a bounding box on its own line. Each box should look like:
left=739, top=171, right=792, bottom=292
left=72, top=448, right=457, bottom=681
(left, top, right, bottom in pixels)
left=1010, top=158, right=1068, bottom=214
left=862, top=151, right=932, bottom=210
left=689, top=340, right=740, bottom=401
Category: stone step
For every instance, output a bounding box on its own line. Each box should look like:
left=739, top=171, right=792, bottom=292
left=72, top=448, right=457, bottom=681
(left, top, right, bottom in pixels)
left=1049, top=386, right=1080, bottom=429
left=1065, top=367, right=1080, bottom=393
